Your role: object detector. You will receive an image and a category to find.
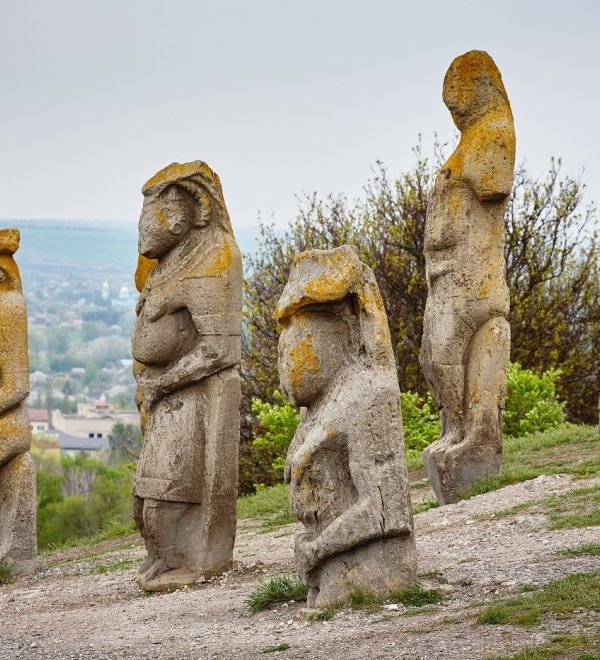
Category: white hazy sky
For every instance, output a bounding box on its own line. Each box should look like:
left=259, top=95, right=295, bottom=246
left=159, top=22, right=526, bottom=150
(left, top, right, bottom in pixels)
left=1, top=0, right=599, bottom=229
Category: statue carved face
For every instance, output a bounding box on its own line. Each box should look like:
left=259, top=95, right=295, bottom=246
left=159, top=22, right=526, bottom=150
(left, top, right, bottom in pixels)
left=138, top=185, right=196, bottom=259
left=278, top=305, right=355, bottom=407
left=442, top=51, right=507, bottom=131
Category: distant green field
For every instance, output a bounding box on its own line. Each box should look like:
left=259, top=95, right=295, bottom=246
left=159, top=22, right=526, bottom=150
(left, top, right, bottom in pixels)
left=0, top=220, right=259, bottom=270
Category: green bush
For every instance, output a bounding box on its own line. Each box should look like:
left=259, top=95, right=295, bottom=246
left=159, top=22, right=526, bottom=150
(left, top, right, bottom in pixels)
left=247, top=363, right=567, bottom=484
left=251, top=391, right=300, bottom=477
left=400, top=391, right=440, bottom=452
left=503, top=362, right=565, bottom=437
left=36, top=454, right=133, bottom=549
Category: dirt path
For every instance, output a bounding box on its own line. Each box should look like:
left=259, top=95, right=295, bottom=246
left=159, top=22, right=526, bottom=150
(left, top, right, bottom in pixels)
left=1, top=474, right=599, bottom=659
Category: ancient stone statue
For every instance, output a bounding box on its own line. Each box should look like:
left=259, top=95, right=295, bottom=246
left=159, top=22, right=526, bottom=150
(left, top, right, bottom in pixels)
left=420, top=50, right=516, bottom=505
left=131, top=161, right=242, bottom=591
left=0, top=228, right=36, bottom=572
left=277, top=245, right=417, bottom=609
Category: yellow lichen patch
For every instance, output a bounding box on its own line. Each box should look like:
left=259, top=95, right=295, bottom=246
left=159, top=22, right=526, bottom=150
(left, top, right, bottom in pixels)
left=0, top=228, right=20, bottom=254
left=135, top=255, right=158, bottom=292
left=198, top=238, right=234, bottom=277
left=142, top=160, right=220, bottom=194
left=287, top=325, right=320, bottom=393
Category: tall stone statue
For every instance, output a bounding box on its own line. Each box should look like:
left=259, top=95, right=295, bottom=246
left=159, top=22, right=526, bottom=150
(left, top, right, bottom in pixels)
left=420, top=50, right=516, bottom=505
left=131, top=161, right=242, bottom=591
left=277, top=245, right=417, bottom=609
left=0, top=228, right=36, bottom=572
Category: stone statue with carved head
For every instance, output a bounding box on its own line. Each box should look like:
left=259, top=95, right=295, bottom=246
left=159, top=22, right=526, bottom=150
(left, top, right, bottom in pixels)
left=0, top=228, right=36, bottom=573
left=277, top=245, right=416, bottom=609
left=131, top=161, right=242, bottom=591
left=420, top=50, right=515, bottom=504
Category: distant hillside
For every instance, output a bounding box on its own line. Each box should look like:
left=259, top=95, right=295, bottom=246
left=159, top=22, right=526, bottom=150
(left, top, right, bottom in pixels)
left=0, top=220, right=259, bottom=273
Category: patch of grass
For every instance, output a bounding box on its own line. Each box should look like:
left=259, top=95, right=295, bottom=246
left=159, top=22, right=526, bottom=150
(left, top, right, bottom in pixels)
left=560, top=543, right=600, bottom=557
left=42, top=519, right=137, bottom=555
left=413, top=498, right=439, bottom=515
left=403, top=605, right=441, bottom=617
left=0, top=560, right=13, bottom=586
left=478, top=571, right=600, bottom=627
left=237, top=484, right=295, bottom=531
left=346, top=588, right=381, bottom=613
left=467, top=425, right=599, bottom=498
left=315, top=606, right=335, bottom=621
left=246, top=574, right=308, bottom=613
left=94, top=558, right=139, bottom=574
left=490, top=485, right=600, bottom=529
left=484, top=631, right=600, bottom=659
left=261, top=643, right=290, bottom=653
left=406, top=449, right=424, bottom=471
left=391, top=586, right=445, bottom=608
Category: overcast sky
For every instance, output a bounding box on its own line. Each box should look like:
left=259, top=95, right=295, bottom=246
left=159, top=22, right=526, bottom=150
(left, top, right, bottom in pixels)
left=1, top=0, right=598, bottom=230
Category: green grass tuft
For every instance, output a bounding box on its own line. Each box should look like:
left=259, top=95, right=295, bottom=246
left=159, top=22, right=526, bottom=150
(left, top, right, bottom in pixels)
left=246, top=574, right=308, bottom=613
left=413, top=498, right=440, bottom=515
left=478, top=571, right=600, bottom=627
left=261, top=643, right=290, bottom=653
left=560, top=543, right=600, bottom=557
left=484, top=631, right=600, bottom=659
left=0, top=560, right=13, bottom=586
left=391, top=586, right=445, bottom=608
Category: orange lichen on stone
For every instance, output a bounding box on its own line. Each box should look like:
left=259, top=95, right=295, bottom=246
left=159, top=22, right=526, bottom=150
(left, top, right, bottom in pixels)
left=198, top=238, right=234, bottom=278
left=0, top=228, right=20, bottom=254
left=135, top=255, right=158, bottom=292
left=142, top=161, right=220, bottom=195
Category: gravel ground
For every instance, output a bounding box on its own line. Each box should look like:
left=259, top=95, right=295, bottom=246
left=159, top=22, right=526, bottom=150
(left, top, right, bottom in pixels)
left=1, top=474, right=599, bottom=660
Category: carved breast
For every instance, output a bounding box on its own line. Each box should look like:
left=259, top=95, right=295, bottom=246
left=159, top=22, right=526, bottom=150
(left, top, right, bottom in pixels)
left=131, top=292, right=197, bottom=366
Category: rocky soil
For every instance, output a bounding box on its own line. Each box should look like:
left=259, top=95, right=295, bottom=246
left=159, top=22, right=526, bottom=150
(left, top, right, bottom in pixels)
left=1, top=474, right=599, bottom=660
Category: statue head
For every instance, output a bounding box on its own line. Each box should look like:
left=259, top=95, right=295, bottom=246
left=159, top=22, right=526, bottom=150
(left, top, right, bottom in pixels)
left=138, top=161, right=233, bottom=260
left=443, top=50, right=510, bottom=131
left=276, top=245, right=395, bottom=407
left=0, top=228, right=22, bottom=294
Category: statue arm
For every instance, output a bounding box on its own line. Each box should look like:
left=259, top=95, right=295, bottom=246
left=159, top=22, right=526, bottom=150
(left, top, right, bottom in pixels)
left=0, top=331, right=29, bottom=415
left=137, top=304, right=241, bottom=408
left=297, top=399, right=411, bottom=575
left=0, top=371, right=29, bottom=415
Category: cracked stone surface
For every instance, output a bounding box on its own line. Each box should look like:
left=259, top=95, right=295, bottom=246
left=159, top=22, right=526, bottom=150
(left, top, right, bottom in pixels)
left=276, top=245, right=417, bottom=608
left=420, top=51, right=516, bottom=505
left=0, top=227, right=36, bottom=574
left=131, top=161, right=243, bottom=591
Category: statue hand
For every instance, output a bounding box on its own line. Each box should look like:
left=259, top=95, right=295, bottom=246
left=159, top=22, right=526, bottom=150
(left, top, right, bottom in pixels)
left=295, top=534, right=319, bottom=580
left=137, top=374, right=164, bottom=410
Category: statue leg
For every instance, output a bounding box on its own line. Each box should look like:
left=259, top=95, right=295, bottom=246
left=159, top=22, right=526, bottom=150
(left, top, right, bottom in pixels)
left=420, top=301, right=475, bottom=503
left=0, top=453, right=37, bottom=573
left=462, top=316, right=510, bottom=477
left=426, top=316, right=509, bottom=504
left=133, top=495, right=155, bottom=575
left=138, top=499, right=198, bottom=591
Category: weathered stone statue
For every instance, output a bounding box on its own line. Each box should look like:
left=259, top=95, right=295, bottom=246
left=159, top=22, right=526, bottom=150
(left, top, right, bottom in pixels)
left=277, top=245, right=417, bottom=609
left=420, top=50, right=516, bottom=505
left=131, top=161, right=242, bottom=591
left=0, top=228, right=36, bottom=572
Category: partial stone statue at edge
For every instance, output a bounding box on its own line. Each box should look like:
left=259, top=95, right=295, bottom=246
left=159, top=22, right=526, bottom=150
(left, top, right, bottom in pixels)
left=131, top=161, right=242, bottom=591
left=277, top=245, right=417, bottom=609
left=420, top=50, right=516, bottom=505
left=0, top=228, right=36, bottom=573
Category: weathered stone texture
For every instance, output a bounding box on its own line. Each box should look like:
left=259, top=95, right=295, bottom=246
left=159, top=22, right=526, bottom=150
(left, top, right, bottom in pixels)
left=277, top=245, right=416, bottom=609
left=420, top=50, right=516, bottom=504
left=0, top=228, right=36, bottom=572
left=131, top=161, right=242, bottom=591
